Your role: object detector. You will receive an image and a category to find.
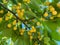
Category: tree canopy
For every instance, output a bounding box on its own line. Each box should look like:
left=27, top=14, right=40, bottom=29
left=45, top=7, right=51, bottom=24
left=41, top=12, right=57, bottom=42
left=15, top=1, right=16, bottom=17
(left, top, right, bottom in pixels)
left=0, top=0, right=60, bottom=45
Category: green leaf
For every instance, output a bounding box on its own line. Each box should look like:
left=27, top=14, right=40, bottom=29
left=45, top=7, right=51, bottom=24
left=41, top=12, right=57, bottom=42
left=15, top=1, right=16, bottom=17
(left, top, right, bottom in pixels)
left=49, top=40, right=57, bottom=45
left=0, top=20, right=18, bottom=42
left=51, top=31, right=60, bottom=41
left=45, top=21, right=57, bottom=31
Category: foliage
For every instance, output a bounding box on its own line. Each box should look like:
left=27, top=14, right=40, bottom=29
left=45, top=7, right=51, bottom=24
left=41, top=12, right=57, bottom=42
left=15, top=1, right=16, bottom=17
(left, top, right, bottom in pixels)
left=0, top=0, right=60, bottom=45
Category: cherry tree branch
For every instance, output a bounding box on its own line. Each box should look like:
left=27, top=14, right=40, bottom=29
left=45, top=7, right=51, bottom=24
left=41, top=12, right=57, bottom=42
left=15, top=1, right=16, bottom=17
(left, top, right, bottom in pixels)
left=0, top=3, right=30, bottom=28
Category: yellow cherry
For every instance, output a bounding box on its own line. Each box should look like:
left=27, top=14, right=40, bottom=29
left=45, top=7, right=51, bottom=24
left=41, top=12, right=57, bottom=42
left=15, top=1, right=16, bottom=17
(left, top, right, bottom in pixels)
left=32, top=26, right=35, bottom=29
left=44, top=12, right=48, bottom=17
left=21, top=9, right=25, bottom=12
left=49, top=6, right=55, bottom=12
left=45, top=1, right=50, bottom=6
left=16, top=9, right=24, bottom=18
left=50, top=7, right=55, bottom=12
left=50, top=16, right=54, bottom=19
left=57, top=13, right=60, bottom=17
left=40, top=18, right=45, bottom=21
left=57, top=28, right=60, bottom=33
left=20, top=29, right=25, bottom=33
left=0, top=17, right=3, bottom=22
left=16, top=9, right=20, bottom=13
left=34, top=43, right=38, bottom=45
left=13, top=26, right=17, bottom=30
left=23, top=0, right=30, bottom=3
left=29, top=29, right=33, bottom=33
left=27, top=0, right=30, bottom=3
left=36, top=22, right=40, bottom=26
left=38, top=36, right=40, bottom=39
left=12, top=5, right=16, bottom=9
left=32, top=26, right=36, bottom=32
left=17, top=21, right=20, bottom=26
left=5, top=17, right=9, bottom=21
left=20, top=32, right=24, bottom=35
left=6, top=13, right=11, bottom=17
left=20, top=29, right=25, bottom=35
left=28, top=8, right=31, bottom=11
left=23, top=0, right=27, bottom=2
left=20, top=12, right=24, bottom=16
left=28, top=31, right=32, bottom=35
left=18, top=3, right=21, bottom=6
left=7, top=24, right=11, bottom=28
left=30, top=29, right=36, bottom=33
left=12, top=20, right=16, bottom=25
left=57, top=3, right=60, bottom=8
left=37, top=32, right=40, bottom=35
left=30, top=36, right=33, bottom=40
left=3, top=0, right=7, bottom=3
left=0, top=10, right=4, bottom=14
left=16, top=6, right=20, bottom=10
left=52, top=11, right=57, bottom=15
left=33, top=29, right=36, bottom=32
